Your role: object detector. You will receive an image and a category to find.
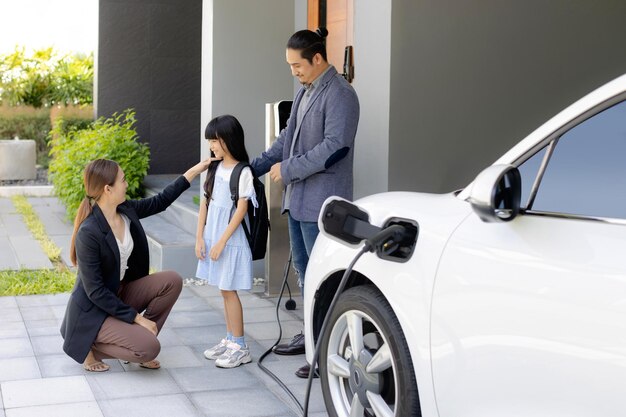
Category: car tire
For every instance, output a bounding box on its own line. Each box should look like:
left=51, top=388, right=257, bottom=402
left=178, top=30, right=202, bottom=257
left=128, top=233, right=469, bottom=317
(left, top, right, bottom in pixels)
left=319, top=285, right=420, bottom=417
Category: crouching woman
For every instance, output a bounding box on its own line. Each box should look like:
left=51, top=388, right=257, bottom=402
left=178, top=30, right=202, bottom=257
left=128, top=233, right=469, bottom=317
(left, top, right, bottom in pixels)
left=60, top=158, right=210, bottom=371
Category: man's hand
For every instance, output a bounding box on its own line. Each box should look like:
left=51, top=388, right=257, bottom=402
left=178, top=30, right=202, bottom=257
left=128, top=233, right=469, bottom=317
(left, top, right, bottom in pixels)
left=269, top=162, right=283, bottom=184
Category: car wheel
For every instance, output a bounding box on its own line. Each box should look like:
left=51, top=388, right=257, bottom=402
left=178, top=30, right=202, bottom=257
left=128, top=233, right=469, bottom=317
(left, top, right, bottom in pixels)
left=319, top=285, right=420, bottom=417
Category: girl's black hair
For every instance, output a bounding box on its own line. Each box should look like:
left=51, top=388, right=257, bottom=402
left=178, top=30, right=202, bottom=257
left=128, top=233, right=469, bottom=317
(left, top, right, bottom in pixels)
left=286, top=28, right=328, bottom=64
left=203, top=115, right=249, bottom=202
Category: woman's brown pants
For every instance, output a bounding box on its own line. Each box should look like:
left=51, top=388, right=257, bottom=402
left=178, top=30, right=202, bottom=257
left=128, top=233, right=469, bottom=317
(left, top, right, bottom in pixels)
left=91, top=271, right=182, bottom=363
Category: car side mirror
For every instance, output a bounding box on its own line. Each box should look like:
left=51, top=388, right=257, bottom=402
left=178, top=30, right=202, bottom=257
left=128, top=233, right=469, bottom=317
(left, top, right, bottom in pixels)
left=467, top=164, right=521, bottom=223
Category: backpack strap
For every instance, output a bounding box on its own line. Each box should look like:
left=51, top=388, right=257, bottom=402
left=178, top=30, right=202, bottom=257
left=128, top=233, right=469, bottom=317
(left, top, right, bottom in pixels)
left=229, top=162, right=252, bottom=242
left=229, top=162, right=249, bottom=207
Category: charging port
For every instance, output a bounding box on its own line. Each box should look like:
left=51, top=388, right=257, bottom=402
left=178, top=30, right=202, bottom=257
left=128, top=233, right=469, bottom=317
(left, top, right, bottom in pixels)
left=377, top=218, right=418, bottom=262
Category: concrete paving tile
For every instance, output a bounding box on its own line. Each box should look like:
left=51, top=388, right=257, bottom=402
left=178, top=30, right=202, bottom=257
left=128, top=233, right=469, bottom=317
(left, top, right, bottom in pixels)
left=50, top=305, right=67, bottom=320
left=9, top=236, right=52, bottom=269
left=27, top=210, right=70, bottom=236
left=246, top=359, right=328, bottom=415
left=0, top=338, right=33, bottom=359
left=190, top=387, right=293, bottom=417
left=0, top=215, right=28, bottom=235
left=5, top=401, right=103, bottom=417
left=86, top=370, right=181, bottom=400
left=167, top=363, right=259, bottom=393
left=16, top=293, right=69, bottom=307
left=0, top=197, right=13, bottom=211
left=244, top=320, right=304, bottom=343
left=154, top=327, right=184, bottom=347
left=18, top=305, right=55, bottom=322
left=0, top=357, right=41, bottom=383
left=50, top=235, right=72, bottom=267
left=186, top=344, right=220, bottom=367
left=37, top=355, right=124, bottom=378
left=0, top=308, right=24, bottom=324
left=170, top=295, right=210, bottom=312
left=243, top=306, right=301, bottom=323
left=0, top=322, right=27, bottom=339
left=24, top=319, right=61, bottom=337
left=186, top=284, right=221, bottom=298
left=239, top=294, right=278, bottom=309
left=165, top=310, right=223, bottom=328
left=0, top=238, right=19, bottom=270
left=98, top=394, right=200, bottom=417
left=177, top=286, right=197, bottom=299
left=30, top=335, right=65, bottom=356
left=170, top=325, right=225, bottom=346
left=1, top=375, right=94, bottom=408
left=0, top=297, right=17, bottom=309
left=121, top=345, right=202, bottom=371
left=202, top=295, right=227, bottom=310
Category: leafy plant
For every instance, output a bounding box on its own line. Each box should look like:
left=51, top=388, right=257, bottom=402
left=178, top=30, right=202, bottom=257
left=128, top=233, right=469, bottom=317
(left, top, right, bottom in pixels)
left=0, top=47, right=93, bottom=108
left=48, top=109, right=150, bottom=219
left=0, top=268, right=76, bottom=296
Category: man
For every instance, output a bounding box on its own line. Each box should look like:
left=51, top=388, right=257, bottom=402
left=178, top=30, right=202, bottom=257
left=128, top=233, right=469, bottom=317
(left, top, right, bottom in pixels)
left=250, top=28, right=360, bottom=378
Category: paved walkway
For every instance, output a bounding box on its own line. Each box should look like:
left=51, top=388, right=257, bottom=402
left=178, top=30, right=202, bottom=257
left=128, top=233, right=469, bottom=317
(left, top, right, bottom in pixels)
left=0, top=196, right=326, bottom=417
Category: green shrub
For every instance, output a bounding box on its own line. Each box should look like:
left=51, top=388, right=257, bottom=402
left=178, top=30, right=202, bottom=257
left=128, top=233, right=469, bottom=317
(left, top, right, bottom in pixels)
left=48, top=109, right=150, bottom=219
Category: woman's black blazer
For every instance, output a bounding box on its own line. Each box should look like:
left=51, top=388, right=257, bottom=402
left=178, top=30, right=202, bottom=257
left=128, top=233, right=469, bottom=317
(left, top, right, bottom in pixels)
left=60, top=176, right=190, bottom=363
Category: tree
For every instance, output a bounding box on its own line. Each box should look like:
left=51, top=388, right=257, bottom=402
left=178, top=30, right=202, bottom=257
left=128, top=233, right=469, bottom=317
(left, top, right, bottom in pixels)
left=0, top=47, right=93, bottom=108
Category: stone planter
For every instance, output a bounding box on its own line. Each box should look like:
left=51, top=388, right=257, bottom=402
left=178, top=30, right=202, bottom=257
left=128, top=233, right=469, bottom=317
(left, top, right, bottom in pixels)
left=0, top=139, right=36, bottom=180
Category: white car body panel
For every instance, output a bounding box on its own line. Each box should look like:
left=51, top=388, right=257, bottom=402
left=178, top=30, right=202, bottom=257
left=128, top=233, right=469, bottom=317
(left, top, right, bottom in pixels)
left=305, top=192, right=471, bottom=416
left=431, top=214, right=626, bottom=417
left=304, top=73, right=626, bottom=416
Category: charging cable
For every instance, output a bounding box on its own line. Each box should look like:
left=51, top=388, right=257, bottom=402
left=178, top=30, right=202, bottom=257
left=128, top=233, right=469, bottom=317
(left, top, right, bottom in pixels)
left=257, top=222, right=408, bottom=416
left=301, top=224, right=407, bottom=416
left=256, top=251, right=304, bottom=413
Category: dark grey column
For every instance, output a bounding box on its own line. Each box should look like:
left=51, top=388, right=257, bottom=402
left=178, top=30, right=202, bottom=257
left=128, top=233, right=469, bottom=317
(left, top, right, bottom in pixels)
left=96, top=0, right=201, bottom=174
left=389, top=0, right=626, bottom=193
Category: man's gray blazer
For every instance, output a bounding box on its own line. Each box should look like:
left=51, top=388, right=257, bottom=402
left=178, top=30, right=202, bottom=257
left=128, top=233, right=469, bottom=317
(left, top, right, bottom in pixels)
left=251, top=66, right=360, bottom=222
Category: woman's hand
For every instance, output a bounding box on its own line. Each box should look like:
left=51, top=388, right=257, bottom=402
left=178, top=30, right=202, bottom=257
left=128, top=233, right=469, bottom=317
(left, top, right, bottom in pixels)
left=195, top=237, right=206, bottom=260
left=134, top=314, right=158, bottom=336
left=209, top=240, right=226, bottom=261
left=183, top=157, right=221, bottom=183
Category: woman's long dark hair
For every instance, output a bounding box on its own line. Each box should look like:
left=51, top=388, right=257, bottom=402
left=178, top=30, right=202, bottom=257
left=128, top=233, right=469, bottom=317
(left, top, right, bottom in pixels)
left=70, top=159, right=119, bottom=266
left=203, top=115, right=249, bottom=202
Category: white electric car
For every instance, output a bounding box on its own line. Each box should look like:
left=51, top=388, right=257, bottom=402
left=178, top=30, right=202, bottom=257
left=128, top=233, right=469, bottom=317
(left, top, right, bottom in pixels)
left=304, top=73, right=626, bottom=417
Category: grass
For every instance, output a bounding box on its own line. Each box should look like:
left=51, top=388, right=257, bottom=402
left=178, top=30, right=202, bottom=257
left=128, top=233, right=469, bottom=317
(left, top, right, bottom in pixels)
left=11, top=195, right=62, bottom=262
left=0, top=196, right=76, bottom=296
left=0, top=267, right=75, bottom=296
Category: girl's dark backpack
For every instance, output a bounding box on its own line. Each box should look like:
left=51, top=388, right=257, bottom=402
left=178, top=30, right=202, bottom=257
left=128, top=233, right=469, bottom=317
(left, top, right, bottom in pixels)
left=229, top=162, right=270, bottom=260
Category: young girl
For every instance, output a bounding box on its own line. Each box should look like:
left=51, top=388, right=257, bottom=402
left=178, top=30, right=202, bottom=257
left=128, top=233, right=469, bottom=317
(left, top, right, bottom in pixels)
left=195, top=115, right=257, bottom=368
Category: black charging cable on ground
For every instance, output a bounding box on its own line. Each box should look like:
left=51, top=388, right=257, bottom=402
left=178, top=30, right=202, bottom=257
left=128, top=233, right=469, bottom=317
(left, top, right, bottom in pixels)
left=257, top=223, right=408, bottom=417
left=257, top=250, right=304, bottom=413
left=302, top=224, right=408, bottom=417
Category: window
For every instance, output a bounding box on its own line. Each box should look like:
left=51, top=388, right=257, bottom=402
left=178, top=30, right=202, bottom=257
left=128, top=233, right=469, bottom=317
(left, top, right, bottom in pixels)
left=517, top=146, right=547, bottom=209
left=530, top=100, right=626, bottom=219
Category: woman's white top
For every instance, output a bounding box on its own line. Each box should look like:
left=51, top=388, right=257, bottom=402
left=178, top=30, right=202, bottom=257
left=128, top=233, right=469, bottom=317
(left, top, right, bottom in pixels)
left=115, top=214, right=134, bottom=281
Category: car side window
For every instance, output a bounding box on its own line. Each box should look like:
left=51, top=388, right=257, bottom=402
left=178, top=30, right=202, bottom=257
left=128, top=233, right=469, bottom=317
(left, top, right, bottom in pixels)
left=531, top=100, right=626, bottom=219
left=517, top=146, right=547, bottom=209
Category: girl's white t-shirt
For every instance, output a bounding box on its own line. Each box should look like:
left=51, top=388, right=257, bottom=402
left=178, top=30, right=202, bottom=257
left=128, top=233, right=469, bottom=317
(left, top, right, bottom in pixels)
left=215, top=163, right=255, bottom=200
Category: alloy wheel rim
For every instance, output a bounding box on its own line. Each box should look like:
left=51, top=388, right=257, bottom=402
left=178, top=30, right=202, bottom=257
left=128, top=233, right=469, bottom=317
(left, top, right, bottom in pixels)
left=325, top=309, right=398, bottom=417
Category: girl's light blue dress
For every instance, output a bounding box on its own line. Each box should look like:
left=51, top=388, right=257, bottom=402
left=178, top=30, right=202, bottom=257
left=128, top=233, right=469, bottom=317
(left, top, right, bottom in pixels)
left=195, top=163, right=256, bottom=290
